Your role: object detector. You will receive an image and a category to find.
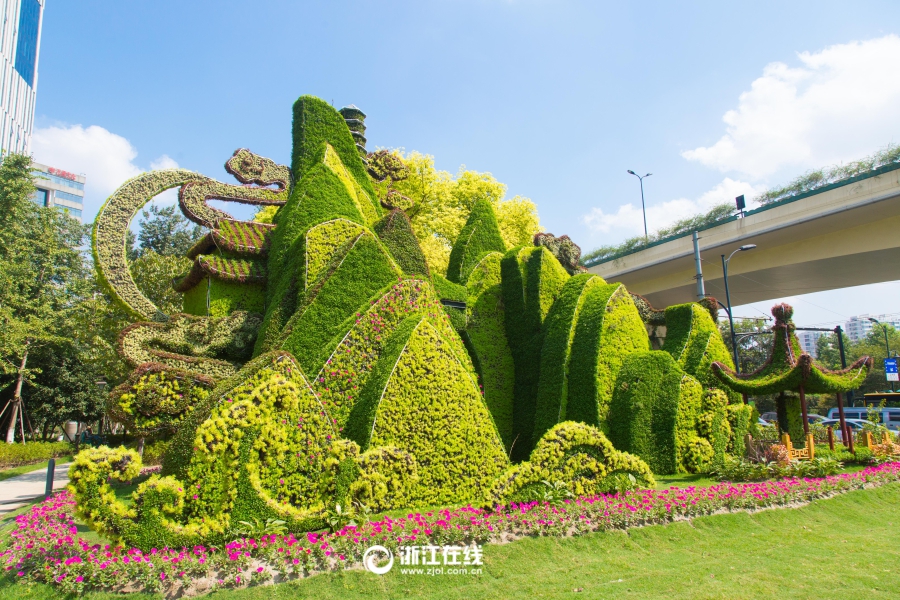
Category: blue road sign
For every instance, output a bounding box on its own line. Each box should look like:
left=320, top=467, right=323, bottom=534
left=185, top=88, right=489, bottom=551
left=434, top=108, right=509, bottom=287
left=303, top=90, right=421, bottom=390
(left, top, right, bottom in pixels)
left=885, top=358, right=899, bottom=382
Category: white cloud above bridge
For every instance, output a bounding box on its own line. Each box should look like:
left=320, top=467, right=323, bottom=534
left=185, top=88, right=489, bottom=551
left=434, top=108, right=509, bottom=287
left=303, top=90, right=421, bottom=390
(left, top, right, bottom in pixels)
left=681, top=34, right=900, bottom=179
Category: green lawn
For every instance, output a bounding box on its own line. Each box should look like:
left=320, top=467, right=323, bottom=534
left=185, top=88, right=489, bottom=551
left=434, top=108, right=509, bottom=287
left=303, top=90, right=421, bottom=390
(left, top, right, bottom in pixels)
left=0, top=457, right=73, bottom=482
left=3, top=483, right=900, bottom=599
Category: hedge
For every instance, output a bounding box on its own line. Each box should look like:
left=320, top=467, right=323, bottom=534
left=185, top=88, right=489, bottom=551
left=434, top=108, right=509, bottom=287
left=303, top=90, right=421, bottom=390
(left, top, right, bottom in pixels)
left=486, top=421, right=655, bottom=505
left=696, top=389, right=731, bottom=470
left=532, top=273, right=603, bottom=445
left=446, top=199, right=507, bottom=285
left=726, top=402, right=753, bottom=456
left=565, top=282, right=650, bottom=431
left=464, top=251, right=515, bottom=448
left=303, top=218, right=369, bottom=287
left=776, top=394, right=806, bottom=447
left=346, top=316, right=508, bottom=506
left=311, top=278, right=463, bottom=429
left=106, top=364, right=214, bottom=438
left=276, top=232, right=400, bottom=376
left=432, top=273, right=467, bottom=330
left=0, top=442, right=72, bottom=468
left=117, top=312, right=262, bottom=381
left=373, top=209, right=431, bottom=279
left=71, top=354, right=338, bottom=549
left=501, top=245, right=569, bottom=461
left=291, top=96, right=377, bottom=209
left=607, top=351, right=702, bottom=474
left=663, top=302, right=736, bottom=397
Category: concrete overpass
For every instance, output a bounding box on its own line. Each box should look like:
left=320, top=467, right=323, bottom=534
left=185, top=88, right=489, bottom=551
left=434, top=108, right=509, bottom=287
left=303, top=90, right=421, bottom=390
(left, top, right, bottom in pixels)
left=587, top=163, right=900, bottom=309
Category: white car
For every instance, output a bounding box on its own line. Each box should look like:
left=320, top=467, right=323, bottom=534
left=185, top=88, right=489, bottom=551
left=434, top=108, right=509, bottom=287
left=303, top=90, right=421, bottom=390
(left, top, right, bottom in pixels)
left=818, top=418, right=878, bottom=442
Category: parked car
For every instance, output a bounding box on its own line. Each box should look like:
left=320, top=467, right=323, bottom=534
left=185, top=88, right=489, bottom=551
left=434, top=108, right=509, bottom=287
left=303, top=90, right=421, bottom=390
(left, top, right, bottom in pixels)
left=760, top=412, right=778, bottom=423
left=827, top=407, right=900, bottom=432
left=757, top=418, right=774, bottom=427
left=818, top=418, right=878, bottom=442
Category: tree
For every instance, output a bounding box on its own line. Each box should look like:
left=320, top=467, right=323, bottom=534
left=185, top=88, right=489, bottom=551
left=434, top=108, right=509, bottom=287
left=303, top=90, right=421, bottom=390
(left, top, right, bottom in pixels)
left=0, top=153, right=93, bottom=442
left=815, top=331, right=850, bottom=371
left=389, top=151, right=542, bottom=275
left=135, top=204, right=203, bottom=257
left=130, top=251, right=190, bottom=315
left=850, top=324, right=900, bottom=396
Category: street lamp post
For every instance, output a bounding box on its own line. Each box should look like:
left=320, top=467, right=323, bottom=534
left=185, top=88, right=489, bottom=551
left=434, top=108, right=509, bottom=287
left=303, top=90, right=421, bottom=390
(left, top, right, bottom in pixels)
left=627, top=170, right=652, bottom=240
left=721, top=245, right=757, bottom=374
left=868, top=317, right=894, bottom=392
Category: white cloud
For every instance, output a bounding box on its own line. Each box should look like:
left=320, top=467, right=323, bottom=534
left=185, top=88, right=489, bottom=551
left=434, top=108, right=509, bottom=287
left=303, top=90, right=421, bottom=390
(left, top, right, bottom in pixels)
left=582, top=178, right=765, bottom=237
left=31, top=124, right=178, bottom=221
left=682, top=35, right=900, bottom=179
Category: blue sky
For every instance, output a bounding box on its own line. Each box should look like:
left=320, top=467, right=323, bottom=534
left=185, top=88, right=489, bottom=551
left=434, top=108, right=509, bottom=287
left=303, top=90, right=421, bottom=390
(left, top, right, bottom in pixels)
left=30, top=0, right=900, bottom=326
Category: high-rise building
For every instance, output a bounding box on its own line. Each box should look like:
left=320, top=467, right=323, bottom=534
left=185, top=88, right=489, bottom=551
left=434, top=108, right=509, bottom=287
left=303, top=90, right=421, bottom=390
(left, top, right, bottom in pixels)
left=0, top=0, right=43, bottom=154
left=797, top=330, right=825, bottom=358
left=31, top=161, right=84, bottom=222
left=845, top=314, right=900, bottom=343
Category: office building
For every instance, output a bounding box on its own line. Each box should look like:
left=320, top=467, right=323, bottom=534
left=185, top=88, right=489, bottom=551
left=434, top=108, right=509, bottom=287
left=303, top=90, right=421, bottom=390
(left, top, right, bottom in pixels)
left=845, top=314, right=900, bottom=343
left=797, top=330, right=825, bottom=358
left=0, top=0, right=43, bottom=154
left=32, top=161, right=84, bottom=221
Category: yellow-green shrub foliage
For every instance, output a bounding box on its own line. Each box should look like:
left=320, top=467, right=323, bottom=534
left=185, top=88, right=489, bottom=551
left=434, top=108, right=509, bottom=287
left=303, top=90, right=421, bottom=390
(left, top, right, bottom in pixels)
left=533, top=274, right=604, bottom=444
left=312, top=278, right=462, bottom=429
left=464, top=251, right=515, bottom=448
left=565, top=283, right=650, bottom=431
left=304, top=218, right=369, bottom=286
left=486, top=422, right=655, bottom=505
left=695, top=388, right=731, bottom=470
left=608, top=351, right=703, bottom=474
left=777, top=394, right=806, bottom=447
left=118, top=312, right=262, bottom=380
left=663, top=303, right=737, bottom=398
left=373, top=209, right=431, bottom=279
left=349, top=446, right=419, bottom=512
left=446, top=199, right=507, bottom=285
left=276, top=231, right=401, bottom=375
left=432, top=273, right=467, bottom=330
left=726, top=402, right=754, bottom=455
left=347, top=316, right=508, bottom=506
left=107, top=366, right=213, bottom=438
left=72, top=354, right=341, bottom=549
left=501, top=245, right=570, bottom=460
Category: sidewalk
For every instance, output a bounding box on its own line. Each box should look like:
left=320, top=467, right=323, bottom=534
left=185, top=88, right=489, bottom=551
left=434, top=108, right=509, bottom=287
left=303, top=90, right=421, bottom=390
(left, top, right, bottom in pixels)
left=0, top=462, right=71, bottom=516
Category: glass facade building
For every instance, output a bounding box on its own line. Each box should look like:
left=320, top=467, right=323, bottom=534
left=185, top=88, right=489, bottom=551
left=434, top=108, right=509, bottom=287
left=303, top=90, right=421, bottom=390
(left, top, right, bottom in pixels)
left=0, top=0, right=43, bottom=154
left=32, top=161, right=85, bottom=222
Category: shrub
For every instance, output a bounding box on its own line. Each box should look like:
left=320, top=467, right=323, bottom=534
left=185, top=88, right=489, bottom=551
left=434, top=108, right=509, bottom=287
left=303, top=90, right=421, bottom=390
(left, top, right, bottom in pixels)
left=349, top=446, right=419, bottom=512
left=464, top=252, right=515, bottom=447
left=72, top=354, right=341, bottom=549
left=107, top=365, right=213, bottom=438
left=532, top=273, right=604, bottom=444
left=485, top=421, right=654, bottom=505
left=346, top=315, right=508, bottom=506
left=607, top=351, right=702, bottom=474
left=432, top=273, right=467, bottom=330
left=0, top=441, right=72, bottom=468
left=373, top=209, right=431, bottom=278
left=776, top=394, right=806, bottom=447
left=663, top=302, right=737, bottom=398
left=725, top=402, right=754, bottom=456
left=500, top=246, right=569, bottom=460
left=446, top=199, right=507, bottom=285
left=566, top=282, right=650, bottom=431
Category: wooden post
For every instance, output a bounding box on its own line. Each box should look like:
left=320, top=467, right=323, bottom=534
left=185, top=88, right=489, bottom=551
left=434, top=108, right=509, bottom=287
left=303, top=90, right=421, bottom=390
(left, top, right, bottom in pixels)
left=835, top=392, right=849, bottom=448
left=827, top=426, right=835, bottom=451
left=847, top=423, right=855, bottom=453
left=807, top=434, right=816, bottom=460
left=798, top=385, right=810, bottom=436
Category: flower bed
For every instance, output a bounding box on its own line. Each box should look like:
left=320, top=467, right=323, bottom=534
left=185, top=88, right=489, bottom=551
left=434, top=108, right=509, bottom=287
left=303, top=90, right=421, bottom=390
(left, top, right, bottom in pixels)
left=3, top=463, right=899, bottom=595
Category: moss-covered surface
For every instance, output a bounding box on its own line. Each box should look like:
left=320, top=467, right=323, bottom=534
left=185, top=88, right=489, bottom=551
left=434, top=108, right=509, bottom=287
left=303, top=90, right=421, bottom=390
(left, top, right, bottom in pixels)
left=663, top=302, right=736, bottom=397
left=373, top=209, right=431, bottom=278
